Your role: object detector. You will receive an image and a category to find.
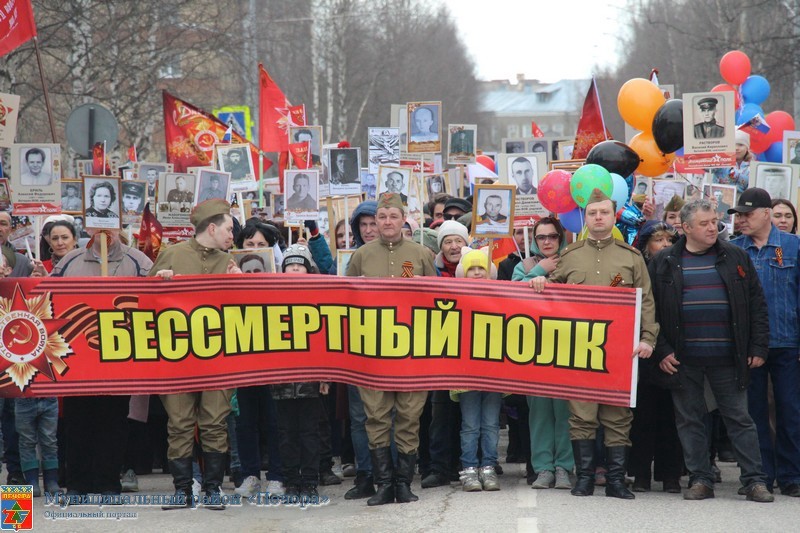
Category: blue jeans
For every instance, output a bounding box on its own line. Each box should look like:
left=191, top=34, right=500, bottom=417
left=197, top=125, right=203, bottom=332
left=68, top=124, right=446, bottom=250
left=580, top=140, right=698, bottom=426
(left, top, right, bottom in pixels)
left=672, top=364, right=766, bottom=488
left=459, top=392, right=502, bottom=469
left=748, top=347, right=800, bottom=488
left=15, top=397, right=58, bottom=472
left=348, top=385, right=371, bottom=474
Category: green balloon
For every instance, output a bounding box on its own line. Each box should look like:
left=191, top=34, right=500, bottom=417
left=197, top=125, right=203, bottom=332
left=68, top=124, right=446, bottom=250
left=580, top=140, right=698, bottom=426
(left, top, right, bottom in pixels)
left=570, top=164, right=613, bottom=208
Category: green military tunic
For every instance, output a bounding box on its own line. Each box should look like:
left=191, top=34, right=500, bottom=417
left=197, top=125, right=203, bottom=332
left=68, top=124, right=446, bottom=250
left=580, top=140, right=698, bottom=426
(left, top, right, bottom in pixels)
left=346, top=237, right=437, bottom=278
left=346, top=235, right=435, bottom=454
left=150, top=237, right=232, bottom=276
left=549, top=235, right=658, bottom=446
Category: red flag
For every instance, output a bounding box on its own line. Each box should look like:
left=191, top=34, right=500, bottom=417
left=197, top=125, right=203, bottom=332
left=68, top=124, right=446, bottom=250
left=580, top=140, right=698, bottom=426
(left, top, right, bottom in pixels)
left=277, top=152, right=289, bottom=193
left=0, top=0, right=37, bottom=57
left=572, top=78, right=612, bottom=159
left=135, top=202, right=163, bottom=261
left=288, top=142, right=311, bottom=169
left=491, top=237, right=520, bottom=269
left=530, top=120, right=544, bottom=138
left=91, top=141, right=110, bottom=175
left=288, top=105, right=306, bottom=127
left=259, top=64, right=291, bottom=153
left=127, top=144, right=137, bottom=163
left=162, top=91, right=268, bottom=174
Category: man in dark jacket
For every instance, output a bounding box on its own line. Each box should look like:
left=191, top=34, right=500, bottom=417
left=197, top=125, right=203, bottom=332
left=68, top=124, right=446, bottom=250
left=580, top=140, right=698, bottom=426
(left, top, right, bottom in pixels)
left=648, top=199, right=773, bottom=503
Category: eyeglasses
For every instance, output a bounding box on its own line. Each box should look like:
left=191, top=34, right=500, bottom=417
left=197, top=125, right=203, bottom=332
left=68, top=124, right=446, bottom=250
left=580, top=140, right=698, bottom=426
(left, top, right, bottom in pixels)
left=442, top=213, right=462, bottom=220
left=535, top=233, right=560, bottom=242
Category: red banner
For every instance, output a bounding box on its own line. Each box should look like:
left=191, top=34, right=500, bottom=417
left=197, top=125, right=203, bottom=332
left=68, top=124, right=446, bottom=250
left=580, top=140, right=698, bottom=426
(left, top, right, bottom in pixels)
left=0, top=0, right=36, bottom=57
left=572, top=78, right=612, bottom=159
left=288, top=142, right=311, bottom=169
left=0, top=277, right=641, bottom=406
left=258, top=64, right=291, bottom=153
left=162, top=91, right=265, bottom=175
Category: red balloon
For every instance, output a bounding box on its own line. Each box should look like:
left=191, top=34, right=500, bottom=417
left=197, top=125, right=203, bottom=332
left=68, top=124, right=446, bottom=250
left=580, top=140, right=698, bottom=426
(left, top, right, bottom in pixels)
left=719, top=50, right=751, bottom=86
left=711, top=83, right=741, bottom=109
left=538, top=170, right=577, bottom=214
left=764, top=110, right=796, bottom=145
left=476, top=154, right=495, bottom=172
left=749, top=129, right=771, bottom=154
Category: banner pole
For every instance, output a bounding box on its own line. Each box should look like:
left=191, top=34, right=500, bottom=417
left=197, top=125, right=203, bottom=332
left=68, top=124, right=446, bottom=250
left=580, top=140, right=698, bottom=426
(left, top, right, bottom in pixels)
left=99, top=234, right=109, bottom=277
left=33, top=36, right=57, bottom=144
left=344, top=196, right=350, bottom=250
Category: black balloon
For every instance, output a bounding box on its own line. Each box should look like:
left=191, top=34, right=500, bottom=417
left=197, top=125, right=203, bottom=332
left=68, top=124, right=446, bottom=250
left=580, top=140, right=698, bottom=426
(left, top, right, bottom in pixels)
left=652, top=99, right=683, bottom=154
left=586, top=140, right=640, bottom=177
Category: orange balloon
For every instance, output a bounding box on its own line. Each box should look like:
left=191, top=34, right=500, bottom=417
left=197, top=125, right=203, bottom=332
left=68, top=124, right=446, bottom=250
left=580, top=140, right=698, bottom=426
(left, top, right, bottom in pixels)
left=629, top=132, right=674, bottom=177
left=617, top=78, right=666, bottom=132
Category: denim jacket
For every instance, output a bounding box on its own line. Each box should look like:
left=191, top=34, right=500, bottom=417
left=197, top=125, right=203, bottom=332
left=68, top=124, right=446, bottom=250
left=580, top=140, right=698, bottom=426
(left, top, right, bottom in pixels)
left=731, top=225, right=800, bottom=349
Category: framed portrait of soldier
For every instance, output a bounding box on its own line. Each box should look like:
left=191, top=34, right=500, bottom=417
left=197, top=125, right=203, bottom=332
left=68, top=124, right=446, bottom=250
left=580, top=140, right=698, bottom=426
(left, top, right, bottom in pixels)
left=447, top=124, right=477, bottom=165
left=426, top=174, right=449, bottom=197
left=10, top=144, right=61, bottom=215
left=230, top=248, right=276, bottom=274
left=120, top=179, right=147, bottom=227
left=499, top=153, right=546, bottom=196
left=703, top=183, right=737, bottom=229
left=682, top=92, right=735, bottom=168
left=406, top=101, right=441, bottom=154
left=783, top=131, right=800, bottom=165
left=377, top=165, right=412, bottom=205
left=681, top=172, right=706, bottom=201
left=327, top=147, right=361, bottom=196
left=157, top=173, right=196, bottom=227
left=195, top=169, right=231, bottom=203
left=471, top=184, right=515, bottom=239
left=501, top=138, right=527, bottom=154
left=83, top=175, right=121, bottom=230
left=368, top=127, right=400, bottom=174
left=217, top=144, right=256, bottom=193
left=133, top=162, right=172, bottom=201
left=632, top=176, right=652, bottom=199
left=0, top=179, right=10, bottom=211
left=652, top=179, right=686, bottom=221
left=288, top=126, right=323, bottom=169
left=527, top=139, right=549, bottom=158
left=60, top=180, right=83, bottom=214
left=753, top=162, right=797, bottom=201
left=284, top=169, right=320, bottom=221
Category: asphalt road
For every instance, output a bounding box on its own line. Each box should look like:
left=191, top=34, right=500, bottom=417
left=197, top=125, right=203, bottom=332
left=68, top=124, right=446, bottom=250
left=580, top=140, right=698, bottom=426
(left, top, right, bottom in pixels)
left=26, top=444, right=800, bottom=532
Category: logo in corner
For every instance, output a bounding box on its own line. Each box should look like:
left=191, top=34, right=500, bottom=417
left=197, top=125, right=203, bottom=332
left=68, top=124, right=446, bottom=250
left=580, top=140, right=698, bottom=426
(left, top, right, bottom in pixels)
left=0, top=485, right=32, bottom=530
left=0, top=285, right=71, bottom=391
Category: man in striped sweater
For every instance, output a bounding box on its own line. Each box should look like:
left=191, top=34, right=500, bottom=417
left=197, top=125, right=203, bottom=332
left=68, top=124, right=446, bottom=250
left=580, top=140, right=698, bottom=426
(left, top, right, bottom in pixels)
left=648, top=199, right=773, bottom=503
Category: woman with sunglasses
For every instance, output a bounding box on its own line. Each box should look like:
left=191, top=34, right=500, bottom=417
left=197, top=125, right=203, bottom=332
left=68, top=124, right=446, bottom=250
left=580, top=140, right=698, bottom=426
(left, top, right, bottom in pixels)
left=512, top=217, right=573, bottom=490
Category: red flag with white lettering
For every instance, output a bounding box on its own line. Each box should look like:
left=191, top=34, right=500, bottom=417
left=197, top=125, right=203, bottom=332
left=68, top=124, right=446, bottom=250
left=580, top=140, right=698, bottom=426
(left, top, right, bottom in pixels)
left=0, top=0, right=37, bottom=57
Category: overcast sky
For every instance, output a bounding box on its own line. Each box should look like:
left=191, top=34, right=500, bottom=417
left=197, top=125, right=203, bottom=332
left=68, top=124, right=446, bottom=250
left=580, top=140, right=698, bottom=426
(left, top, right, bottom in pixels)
left=439, top=0, right=628, bottom=83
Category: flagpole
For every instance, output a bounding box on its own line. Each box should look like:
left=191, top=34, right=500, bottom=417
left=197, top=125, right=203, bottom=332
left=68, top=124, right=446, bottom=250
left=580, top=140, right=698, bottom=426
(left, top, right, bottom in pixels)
left=33, top=37, right=57, bottom=144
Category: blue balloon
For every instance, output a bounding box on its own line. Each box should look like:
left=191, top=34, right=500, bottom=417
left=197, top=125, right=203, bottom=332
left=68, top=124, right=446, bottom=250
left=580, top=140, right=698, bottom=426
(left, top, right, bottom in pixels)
left=736, top=103, right=763, bottom=126
left=756, top=151, right=768, bottom=162
left=560, top=207, right=584, bottom=233
left=763, top=141, right=783, bottom=163
left=675, top=147, right=684, bottom=156
left=610, top=173, right=629, bottom=207
left=741, top=75, right=770, bottom=105
left=625, top=174, right=635, bottom=196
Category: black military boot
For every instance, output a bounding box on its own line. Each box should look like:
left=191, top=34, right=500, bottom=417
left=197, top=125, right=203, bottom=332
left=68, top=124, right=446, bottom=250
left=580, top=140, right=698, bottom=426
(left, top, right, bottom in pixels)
left=605, top=446, right=635, bottom=499
left=366, top=447, right=394, bottom=506
left=344, top=472, right=376, bottom=500
left=571, top=440, right=596, bottom=496
left=394, top=452, right=419, bottom=503
left=202, top=452, right=228, bottom=510
left=162, top=458, right=195, bottom=510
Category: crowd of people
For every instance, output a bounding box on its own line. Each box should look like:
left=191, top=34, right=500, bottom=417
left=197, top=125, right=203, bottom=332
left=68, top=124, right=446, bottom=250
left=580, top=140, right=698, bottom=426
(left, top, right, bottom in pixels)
left=0, top=155, right=798, bottom=510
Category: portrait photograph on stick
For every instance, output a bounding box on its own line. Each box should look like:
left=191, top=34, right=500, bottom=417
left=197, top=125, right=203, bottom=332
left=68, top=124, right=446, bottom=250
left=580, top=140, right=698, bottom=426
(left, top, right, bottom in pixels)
left=471, top=183, right=515, bottom=239
left=406, top=101, right=441, bottom=153
left=83, top=175, right=121, bottom=230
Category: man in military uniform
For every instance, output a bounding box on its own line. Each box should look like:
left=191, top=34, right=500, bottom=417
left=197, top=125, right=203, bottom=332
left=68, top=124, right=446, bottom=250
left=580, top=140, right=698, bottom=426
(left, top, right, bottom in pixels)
left=166, top=176, right=194, bottom=204
left=530, top=188, right=658, bottom=500
left=694, top=97, right=725, bottom=139
left=346, top=192, right=436, bottom=506
left=121, top=181, right=145, bottom=215
left=151, top=199, right=242, bottom=510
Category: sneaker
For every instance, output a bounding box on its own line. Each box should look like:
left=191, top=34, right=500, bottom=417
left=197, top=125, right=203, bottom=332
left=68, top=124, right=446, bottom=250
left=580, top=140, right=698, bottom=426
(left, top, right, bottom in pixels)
left=479, top=466, right=500, bottom=491
left=234, top=475, right=261, bottom=497
left=192, top=479, right=202, bottom=500
left=554, top=467, right=572, bottom=490
left=265, top=479, right=285, bottom=496
left=341, top=463, right=356, bottom=478
left=531, top=470, right=555, bottom=489
left=683, top=482, right=714, bottom=500
left=459, top=467, right=482, bottom=492
left=120, top=469, right=139, bottom=493
left=745, top=483, right=774, bottom=503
